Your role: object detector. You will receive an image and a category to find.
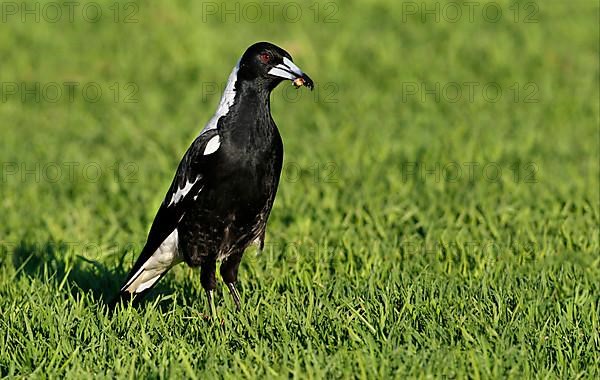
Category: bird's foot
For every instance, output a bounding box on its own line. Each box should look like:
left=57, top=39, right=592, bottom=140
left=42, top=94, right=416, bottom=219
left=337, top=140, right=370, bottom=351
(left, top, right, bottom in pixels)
left=226, top=282, right=241, bottom=311
left=204, top=289, right=218, bottom=320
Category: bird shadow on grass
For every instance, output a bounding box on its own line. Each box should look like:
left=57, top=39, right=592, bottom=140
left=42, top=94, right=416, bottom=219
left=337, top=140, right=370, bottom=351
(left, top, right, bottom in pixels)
left=9, top=240, right=184, bottom=311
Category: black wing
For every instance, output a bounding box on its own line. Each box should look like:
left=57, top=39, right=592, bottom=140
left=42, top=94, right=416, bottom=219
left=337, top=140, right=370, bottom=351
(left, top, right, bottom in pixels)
left=119, top=128, right=219, bottom=291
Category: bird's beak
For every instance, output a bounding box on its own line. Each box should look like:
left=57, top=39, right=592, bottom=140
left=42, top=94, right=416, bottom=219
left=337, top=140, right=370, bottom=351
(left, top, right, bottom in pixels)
left=268, top=57, right=314, bottom=90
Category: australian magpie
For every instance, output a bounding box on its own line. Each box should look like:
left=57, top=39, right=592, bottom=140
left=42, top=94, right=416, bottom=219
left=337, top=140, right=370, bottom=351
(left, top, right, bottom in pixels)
left=114, top=42, right=314, bottom=313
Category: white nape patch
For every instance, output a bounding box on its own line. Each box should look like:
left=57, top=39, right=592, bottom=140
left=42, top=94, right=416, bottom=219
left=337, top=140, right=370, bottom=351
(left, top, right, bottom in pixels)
left=203, top=135, right=220, bottom=155
left=168, top=177, right=200, bottom=206
left=200, top=60, right=240, bottom=134
left=122, top=229, right=182, bottom=294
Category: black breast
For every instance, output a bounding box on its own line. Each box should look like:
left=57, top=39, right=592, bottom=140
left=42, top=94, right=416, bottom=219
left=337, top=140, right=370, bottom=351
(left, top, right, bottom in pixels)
left=179, top=115, right=283, bottom=267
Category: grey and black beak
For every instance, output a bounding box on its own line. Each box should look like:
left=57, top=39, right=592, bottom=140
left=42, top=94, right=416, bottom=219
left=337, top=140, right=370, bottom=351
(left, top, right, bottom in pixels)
left=268, top=57, right=314, bottom=90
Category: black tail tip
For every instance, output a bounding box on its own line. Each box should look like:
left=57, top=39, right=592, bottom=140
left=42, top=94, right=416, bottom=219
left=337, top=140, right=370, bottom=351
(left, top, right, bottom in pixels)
left=107, top=291, right=135, bottom=314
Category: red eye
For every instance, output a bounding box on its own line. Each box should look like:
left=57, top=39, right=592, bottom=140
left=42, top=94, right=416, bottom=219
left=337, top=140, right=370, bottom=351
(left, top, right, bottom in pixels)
left=259, top=52, right=271, bottom=64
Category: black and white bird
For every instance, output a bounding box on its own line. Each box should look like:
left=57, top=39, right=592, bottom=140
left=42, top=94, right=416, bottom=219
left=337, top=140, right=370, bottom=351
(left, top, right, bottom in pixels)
left=114, top=42, right=314, bottom=313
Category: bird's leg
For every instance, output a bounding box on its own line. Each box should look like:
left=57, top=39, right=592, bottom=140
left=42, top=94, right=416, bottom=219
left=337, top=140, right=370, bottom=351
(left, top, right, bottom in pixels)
left=226, top=283, right=241, bottom=310
left=220, top=251, right=243, bottom=311
left=204, top=289, right=216, bottom=320
left=200, top=259, right=217, bottom=319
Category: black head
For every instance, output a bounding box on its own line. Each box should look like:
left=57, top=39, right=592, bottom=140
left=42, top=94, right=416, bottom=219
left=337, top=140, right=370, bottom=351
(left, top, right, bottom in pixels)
left=237, top=42, right=314, bottom=92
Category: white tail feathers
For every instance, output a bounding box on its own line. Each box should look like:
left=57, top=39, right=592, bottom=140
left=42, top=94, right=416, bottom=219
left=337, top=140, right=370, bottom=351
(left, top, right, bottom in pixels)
left=122, top=229, right=182, bottom=294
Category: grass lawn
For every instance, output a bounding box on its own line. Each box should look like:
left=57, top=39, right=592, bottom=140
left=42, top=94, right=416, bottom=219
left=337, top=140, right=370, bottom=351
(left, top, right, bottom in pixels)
left=0, top=0, right=598, bottom=378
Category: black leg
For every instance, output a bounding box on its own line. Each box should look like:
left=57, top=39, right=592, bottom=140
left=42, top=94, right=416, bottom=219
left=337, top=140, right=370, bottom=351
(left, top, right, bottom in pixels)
left=226, top=283, right=241, bottom=310
left=220, top=251, right=243, bottom=310
left=200, top=259, right=217, bottom=318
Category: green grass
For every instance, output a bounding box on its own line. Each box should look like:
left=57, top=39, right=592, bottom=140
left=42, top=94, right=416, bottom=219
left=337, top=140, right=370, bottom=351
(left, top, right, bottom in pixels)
left=1, top=0, right=599, bottom=378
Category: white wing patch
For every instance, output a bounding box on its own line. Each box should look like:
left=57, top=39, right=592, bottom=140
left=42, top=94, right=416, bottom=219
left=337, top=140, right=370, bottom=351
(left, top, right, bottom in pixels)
left=200, top=60, right=240, bottom=134
left=168, top=177, right=200, bottom=206
left=122, top=229, right=182, bottom=294
left=203, top=135, right=220, bottom=155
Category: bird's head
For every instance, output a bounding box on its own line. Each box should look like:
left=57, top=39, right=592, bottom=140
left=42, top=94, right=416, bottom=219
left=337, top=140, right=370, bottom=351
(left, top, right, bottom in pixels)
left=237, top=42, right=314, bottom=92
